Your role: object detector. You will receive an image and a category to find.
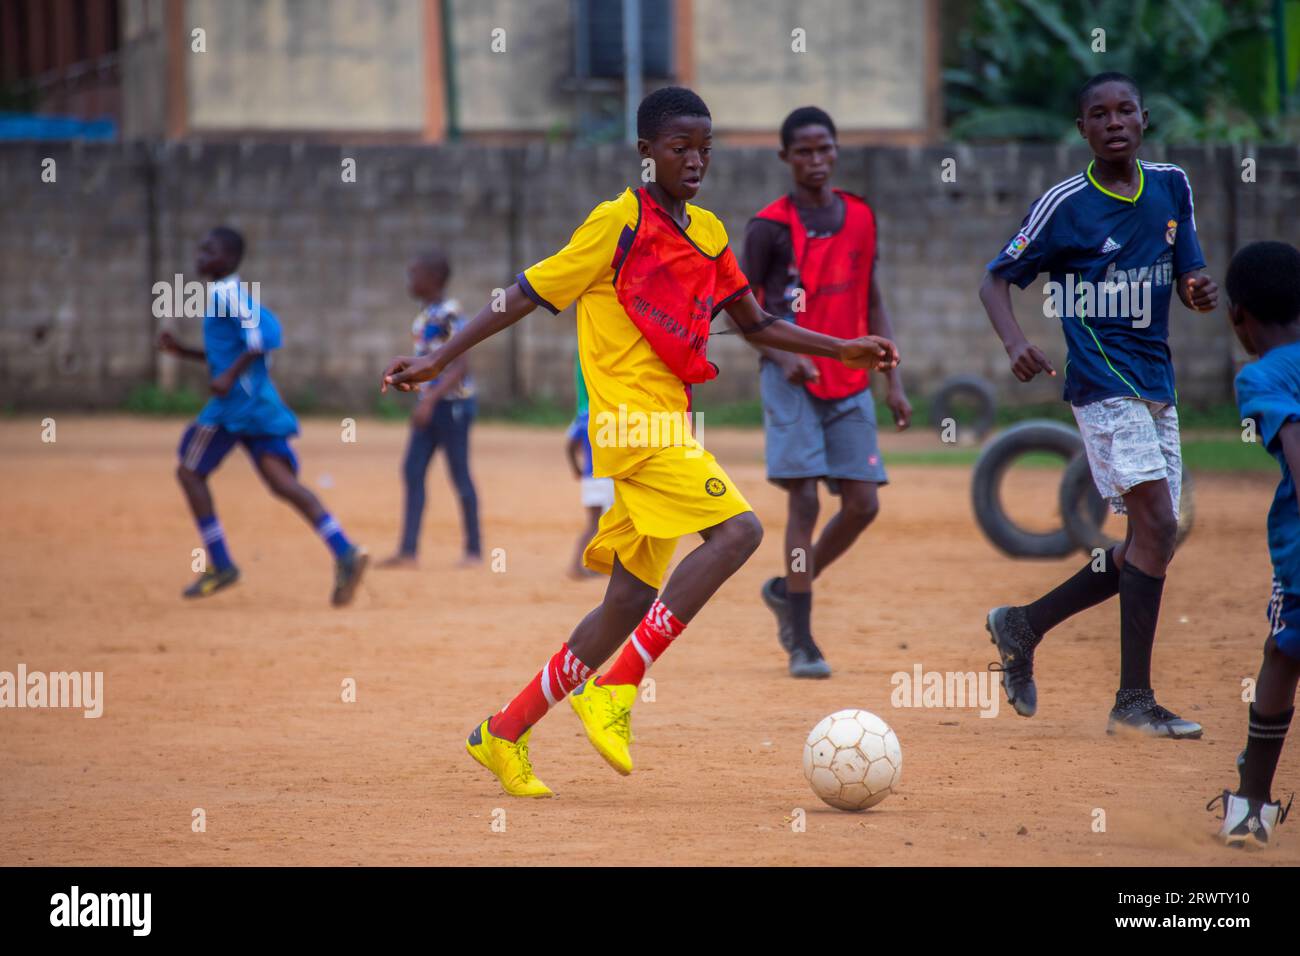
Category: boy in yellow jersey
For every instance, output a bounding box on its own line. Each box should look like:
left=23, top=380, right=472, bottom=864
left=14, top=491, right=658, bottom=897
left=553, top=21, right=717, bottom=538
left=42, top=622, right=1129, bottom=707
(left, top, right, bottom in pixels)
left=382, top=88, right=897, bottom=797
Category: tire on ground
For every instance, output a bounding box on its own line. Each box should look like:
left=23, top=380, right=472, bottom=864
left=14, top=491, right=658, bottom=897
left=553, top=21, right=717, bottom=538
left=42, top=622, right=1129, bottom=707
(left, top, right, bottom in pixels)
left=931, top=374, right=998, bottom=444
left=971, top=420, right=1095, bottom=559
left=1059, top=456, right=1195, bottom=554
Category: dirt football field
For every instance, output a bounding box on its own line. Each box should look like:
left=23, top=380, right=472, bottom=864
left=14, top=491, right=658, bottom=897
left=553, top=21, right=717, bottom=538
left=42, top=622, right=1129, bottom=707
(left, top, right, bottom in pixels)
left=1, top=415, right=1295, bottom=867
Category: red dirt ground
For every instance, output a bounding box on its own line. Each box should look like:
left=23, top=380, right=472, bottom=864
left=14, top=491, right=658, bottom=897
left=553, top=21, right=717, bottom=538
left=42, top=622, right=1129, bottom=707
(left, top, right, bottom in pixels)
left=0, top=417, right=1292, bottom=866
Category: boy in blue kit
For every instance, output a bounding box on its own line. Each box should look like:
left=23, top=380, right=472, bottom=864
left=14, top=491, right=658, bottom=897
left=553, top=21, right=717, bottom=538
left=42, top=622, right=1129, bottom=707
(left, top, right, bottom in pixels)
left=378, top=250, right=481, bottom=568
left=1209, top=241, right=1300, bottom=847
left=158, top=227, right=368, bottom=605
left=978, top=73, right=1218, bottom=736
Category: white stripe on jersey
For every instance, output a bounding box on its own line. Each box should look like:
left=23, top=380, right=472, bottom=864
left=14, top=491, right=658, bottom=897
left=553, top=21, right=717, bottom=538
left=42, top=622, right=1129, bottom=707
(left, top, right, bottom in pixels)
left=1021, top=174, right=1086, bottom=241
left=1023, top=177, right=1088, bottom=243
left=1140, top=161, right=1197, bottom=231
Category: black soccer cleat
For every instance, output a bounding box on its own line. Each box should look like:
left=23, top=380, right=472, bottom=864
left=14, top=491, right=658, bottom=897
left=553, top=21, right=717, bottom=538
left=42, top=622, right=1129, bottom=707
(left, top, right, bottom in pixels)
left=182, top=565, right=240, bottom=599
left=331, top=545, right=369, bottom=607
left=986, top=605, right=1038, bottom=717
left=1106, top=690, right=1202, bottom=739
left=1208, top=790, right=1292, bottom=848
left=788, top=637, right=832, bottom=679
left=761, top=576, right=797, bottom=653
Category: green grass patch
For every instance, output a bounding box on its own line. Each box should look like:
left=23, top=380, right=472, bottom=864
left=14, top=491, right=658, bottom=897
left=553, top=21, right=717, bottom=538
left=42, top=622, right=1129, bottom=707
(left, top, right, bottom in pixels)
left=122, top=384, right=205, bottom=416
left=692, top=398, right=764, bottom=427
left=885, top=448, right=1061, bottom=468
left=886, top=449, right=980, bottom=467
left=1181, top=439, right=1278, bottom=472
left=374, top=391, right=412, bottom=421
left=885, top=438, right=1275, bottom=473
left=287, top=385, right=321, bottom=416
left=117, top=383, right=1263, bottom=475
left=478, top=397, right=573, bottom=427
left=688, top=395, right=1246, bottom=433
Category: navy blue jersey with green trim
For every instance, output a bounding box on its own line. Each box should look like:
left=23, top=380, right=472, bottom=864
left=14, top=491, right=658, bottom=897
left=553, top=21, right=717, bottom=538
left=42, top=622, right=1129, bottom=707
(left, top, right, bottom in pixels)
left=987, top=161, right=1205, bottom=406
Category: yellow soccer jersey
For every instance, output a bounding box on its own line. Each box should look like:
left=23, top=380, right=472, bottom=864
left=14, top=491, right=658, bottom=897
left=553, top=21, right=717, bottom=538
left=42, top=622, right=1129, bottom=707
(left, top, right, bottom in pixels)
left=517, top=188, right=745, bottom=478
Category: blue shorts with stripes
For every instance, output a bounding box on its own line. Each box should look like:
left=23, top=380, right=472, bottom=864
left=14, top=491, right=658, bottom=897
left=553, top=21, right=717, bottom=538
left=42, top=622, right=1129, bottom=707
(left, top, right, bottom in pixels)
left=178, top=423, right=298, bottom=477
left=1268, top=579, right=1300, bottom=662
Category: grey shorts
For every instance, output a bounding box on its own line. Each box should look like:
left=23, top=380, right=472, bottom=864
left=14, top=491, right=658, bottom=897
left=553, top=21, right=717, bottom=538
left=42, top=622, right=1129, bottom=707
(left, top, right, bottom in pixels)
left=760, top=359, right=888, bottom=493
left=1072, top=396, right=1181, bottom=517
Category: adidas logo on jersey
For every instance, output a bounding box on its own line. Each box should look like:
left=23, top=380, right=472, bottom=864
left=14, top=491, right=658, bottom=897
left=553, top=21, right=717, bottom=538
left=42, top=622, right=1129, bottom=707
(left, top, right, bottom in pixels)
left=1101, top=236, right=1122, bottom=254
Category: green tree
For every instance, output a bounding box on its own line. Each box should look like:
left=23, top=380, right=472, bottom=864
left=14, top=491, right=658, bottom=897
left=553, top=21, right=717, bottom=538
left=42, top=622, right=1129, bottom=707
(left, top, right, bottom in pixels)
left=944, top=0, right=1282, bottom=142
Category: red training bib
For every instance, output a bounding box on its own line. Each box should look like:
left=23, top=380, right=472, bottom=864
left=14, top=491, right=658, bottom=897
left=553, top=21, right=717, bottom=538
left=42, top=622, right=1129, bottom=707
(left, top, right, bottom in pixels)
left=613, top=188, right=746, bottom=385
left=753, top=190, right=876, bottom=399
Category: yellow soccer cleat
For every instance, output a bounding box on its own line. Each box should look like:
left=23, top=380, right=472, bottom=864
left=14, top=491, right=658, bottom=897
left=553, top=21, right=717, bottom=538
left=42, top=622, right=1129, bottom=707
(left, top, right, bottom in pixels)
left=465, top=719, right=554, bottom=798
left=569, top=679, right=636, bottom=775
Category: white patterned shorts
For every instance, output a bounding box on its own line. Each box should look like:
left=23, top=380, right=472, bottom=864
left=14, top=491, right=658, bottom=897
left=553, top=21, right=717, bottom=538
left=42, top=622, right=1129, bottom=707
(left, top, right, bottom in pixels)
left=580, top=476, right=615, bottom=511
left=1071, top=397, right=1181, bottom=518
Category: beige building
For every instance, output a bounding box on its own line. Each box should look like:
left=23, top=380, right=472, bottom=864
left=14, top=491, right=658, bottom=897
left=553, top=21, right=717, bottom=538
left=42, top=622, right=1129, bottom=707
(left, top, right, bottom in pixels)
left=119, top=0, right=941, bottom=144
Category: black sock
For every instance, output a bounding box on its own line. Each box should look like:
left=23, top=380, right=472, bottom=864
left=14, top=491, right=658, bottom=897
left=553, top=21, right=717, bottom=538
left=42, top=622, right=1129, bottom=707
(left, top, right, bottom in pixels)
left=789, top=591, right=812, bottom=644
left=1240, top=705, right=1293, bottom=802
left=1118, top=562, right=1164, bottom=691
left=1024, top=548, right=1121, bottom=641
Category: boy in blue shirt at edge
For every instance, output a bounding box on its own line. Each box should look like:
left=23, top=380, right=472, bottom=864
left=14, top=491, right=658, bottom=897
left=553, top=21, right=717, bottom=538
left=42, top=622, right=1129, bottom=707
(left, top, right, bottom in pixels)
left=1209, top=241, right=1300, bottom=848
left=158, top=226, right=368, bottom=605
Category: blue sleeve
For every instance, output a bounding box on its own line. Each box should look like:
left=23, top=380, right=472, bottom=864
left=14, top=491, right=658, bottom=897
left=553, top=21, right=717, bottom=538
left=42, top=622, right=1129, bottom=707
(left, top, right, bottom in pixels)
left=212, top=284, right=280, bottom=353
left=242, top=304, right=281, bottom=353
left=1170, top=168, right=1206, bottom=276
left=986, top=199, right=1060, bottom=289
left=567, top=412, right=589, bottom=441
left=1237, top=363, right=1300, bottom=452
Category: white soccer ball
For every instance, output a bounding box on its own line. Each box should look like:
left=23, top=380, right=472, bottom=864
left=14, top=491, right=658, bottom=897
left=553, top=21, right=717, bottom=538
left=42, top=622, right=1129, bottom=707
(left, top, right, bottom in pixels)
left=802, top=709, right=902, bottom=811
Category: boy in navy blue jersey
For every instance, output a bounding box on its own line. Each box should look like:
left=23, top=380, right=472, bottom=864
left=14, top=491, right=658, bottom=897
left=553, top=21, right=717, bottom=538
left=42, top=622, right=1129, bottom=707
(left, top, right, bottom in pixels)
left=978, top=73, right=1218, bottom=736
left=158, top=227, right=368, bottom=605
left=1209, top=241, right=1300, bottom=847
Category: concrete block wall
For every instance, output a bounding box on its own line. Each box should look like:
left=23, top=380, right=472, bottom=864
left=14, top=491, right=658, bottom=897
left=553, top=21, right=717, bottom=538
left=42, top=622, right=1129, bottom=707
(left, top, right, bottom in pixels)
left=3, top=141, right=1294, bottom=413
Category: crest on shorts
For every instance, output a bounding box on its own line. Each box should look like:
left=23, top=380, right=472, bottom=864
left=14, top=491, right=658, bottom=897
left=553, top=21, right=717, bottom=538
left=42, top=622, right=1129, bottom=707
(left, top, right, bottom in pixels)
left=1005, top=232, right=1030, bottom=259
left=1165, top=219, right=1177, bottom=245
left=704, top=477, right=726, bottom=497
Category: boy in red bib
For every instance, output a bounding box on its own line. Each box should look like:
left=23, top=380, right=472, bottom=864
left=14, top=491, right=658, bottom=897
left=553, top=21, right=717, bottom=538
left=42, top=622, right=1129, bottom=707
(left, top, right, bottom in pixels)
left=382, top=88, right=898, bottom=798
left=744, top=107, right=911, bottom=678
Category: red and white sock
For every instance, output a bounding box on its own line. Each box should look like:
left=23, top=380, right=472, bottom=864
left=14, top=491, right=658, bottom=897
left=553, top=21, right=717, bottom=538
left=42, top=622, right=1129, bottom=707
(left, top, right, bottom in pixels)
left=489, top=644, right=593, bottom=742
left=598, top=599, right=686, bottom=688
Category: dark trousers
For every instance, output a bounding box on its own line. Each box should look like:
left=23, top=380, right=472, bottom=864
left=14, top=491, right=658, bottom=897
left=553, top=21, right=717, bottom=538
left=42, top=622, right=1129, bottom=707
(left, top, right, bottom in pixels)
left=400, top=397, right=480, bottom=557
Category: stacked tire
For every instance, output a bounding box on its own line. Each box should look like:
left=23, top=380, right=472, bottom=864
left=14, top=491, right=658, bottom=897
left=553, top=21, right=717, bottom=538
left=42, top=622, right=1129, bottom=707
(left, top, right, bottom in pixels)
left=1058, top=454, right=1194, bottom=553
left=971, top=420, right=1193, bottom=559
left=930, top=374, right=998, bottom=445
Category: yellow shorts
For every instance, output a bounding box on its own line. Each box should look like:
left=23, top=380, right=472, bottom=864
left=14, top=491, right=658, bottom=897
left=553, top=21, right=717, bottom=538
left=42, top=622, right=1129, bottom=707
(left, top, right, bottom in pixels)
left=583, top=441, right=752, bottom=589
